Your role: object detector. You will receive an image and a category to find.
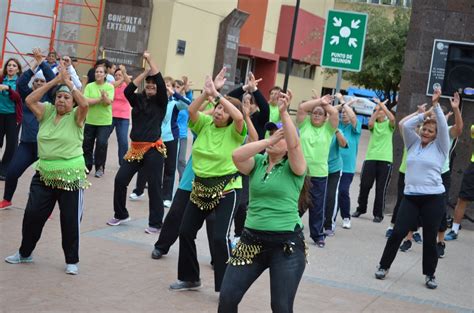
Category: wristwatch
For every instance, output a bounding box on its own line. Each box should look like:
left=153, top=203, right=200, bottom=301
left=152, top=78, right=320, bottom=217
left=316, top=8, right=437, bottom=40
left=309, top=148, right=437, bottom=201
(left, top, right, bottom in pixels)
left=214, top=94, right=222, bottom=104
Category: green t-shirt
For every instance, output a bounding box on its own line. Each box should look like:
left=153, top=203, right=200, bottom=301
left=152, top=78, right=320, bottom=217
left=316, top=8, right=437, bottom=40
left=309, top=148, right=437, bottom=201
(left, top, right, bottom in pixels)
left=299, top=117, right=336, bottom=177
left=245, top=154, right=304, bottom=232
left=37, top=103, right=84, bottom=160
left=189, top=113, right=247, bottom=190
left=269, top=103, right=280, bottom=123
left=366, top=119, right=395, bottom=163
left=399, top=148, right=407, bottom=173
left=84, top=82, right=114, bottom=126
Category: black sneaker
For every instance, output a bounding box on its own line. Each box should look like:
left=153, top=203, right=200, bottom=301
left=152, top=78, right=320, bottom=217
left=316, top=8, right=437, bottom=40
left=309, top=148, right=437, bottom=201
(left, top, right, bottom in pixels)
left=437, top=242, right=445, bottom=258
left=151, top=248, right=164, bottom=260
left=400, top=240, right=412, bottom=252
left=373, top=216, right=383, bottom=223
left=413, top=232, right=422, bottom=244
left=352, top=211, right=364, bottom=218
left=425, top=275, right=438, bottom=289
left=169, top=280, right=202, bottom=291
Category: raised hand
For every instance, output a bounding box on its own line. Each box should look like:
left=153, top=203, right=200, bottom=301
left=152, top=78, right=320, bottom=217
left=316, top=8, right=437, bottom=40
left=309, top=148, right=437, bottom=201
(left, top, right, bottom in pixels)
left=119, top=64, right=127, bottom=74
left=432, top=88, right=441, bottom=104
left=320, top=94, right=333, bottom=106
left=311, top=89, right=319, bottom=100
left=166, top=84, right=175, bottom=95
left=267, top=128, right=284, bottom=146
left=417, top=103, right=427, bottom=113
left=182, top=75, right=193, bottom=92
left=143, top=51, right=150, bottom=60
left=213, top=67, right=227, bottom=90
left=450, top=92, right=460, bottom=109
left=287, top=89, right=293, bottom=104
left=32, top=48, right=44, bottom=64
left=278, top=92, right=290, bottom=113
left=204, top=75, right=218, bottom=97
left=247, top=72, right=262, bottom=92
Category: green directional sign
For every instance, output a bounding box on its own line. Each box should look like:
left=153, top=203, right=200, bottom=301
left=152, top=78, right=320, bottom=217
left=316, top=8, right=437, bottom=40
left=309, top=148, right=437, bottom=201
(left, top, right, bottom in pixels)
left=321, top=9, right=368, bottom=72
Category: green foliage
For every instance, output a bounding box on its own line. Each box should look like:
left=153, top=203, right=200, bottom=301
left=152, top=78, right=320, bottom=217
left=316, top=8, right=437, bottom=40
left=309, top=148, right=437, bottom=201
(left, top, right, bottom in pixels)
left=330, top=5, right=411, bottom=104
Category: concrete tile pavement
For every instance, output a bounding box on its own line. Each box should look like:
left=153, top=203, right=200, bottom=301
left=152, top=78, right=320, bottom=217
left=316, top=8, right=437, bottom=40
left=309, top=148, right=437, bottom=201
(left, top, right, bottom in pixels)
left=0, top=130, right=473, bottom=312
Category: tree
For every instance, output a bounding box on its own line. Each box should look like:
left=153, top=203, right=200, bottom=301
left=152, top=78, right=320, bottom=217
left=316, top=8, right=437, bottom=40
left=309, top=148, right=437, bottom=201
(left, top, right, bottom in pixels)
left=330, top=5, right=410, bottom=107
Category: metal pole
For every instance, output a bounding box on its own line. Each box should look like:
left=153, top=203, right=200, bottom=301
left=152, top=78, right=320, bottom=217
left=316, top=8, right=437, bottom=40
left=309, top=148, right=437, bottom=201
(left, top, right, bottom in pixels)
left=282, top=0, right=300, bottom=93
left=334, top=69, right=342, bottom=105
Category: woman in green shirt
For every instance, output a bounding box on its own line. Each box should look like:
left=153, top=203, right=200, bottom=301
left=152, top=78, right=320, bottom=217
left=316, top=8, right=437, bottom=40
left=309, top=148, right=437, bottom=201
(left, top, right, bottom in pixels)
left=5, top=67, right=89, bottom=275
left=218, top=92, right=308, bottom=312
left=169, top=69, right=247, bottom=292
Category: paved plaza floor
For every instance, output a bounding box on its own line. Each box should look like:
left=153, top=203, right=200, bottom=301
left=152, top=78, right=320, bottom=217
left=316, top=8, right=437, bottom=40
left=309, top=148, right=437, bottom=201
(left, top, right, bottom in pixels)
left=0, top=131, right=473, bottom=312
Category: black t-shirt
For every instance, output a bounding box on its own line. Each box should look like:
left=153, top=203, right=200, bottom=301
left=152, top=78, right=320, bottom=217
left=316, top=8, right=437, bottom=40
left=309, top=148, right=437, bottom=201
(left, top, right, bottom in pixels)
left=124, top=72, right=168, bottom=142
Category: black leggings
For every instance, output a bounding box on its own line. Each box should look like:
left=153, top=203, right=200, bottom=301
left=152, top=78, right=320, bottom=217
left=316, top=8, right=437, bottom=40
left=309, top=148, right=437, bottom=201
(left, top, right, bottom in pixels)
left=379, top=194, right=445, bottom=276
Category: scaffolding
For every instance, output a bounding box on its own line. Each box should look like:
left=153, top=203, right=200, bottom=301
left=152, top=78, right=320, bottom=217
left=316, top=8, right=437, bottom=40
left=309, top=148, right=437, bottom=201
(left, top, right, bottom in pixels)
left=1, top=0, right=104, bottom=70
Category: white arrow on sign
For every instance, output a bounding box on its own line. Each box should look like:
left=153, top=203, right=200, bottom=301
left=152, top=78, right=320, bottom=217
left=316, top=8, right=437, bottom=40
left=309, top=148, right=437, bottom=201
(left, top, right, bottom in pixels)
left=351, top=19, right=360, bottom=29
left=349, top=38, right=357, bottom=48
left=330, top=36, right=340, bottom=45
left=333, top=17, right=342, bottom=27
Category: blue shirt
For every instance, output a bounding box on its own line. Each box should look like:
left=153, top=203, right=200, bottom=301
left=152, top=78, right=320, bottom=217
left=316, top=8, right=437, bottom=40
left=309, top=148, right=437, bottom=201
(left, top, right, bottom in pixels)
left=0, top=75, right=17, bottom=114
left=328, top=134, right=343, bottom=174
left=339, top=118, right=362, bottom=173
left=178, top=155, right=194, bottom=191
left=161, top=93, right=190, bottom=142
left=177, top=91, right=192, bottom=139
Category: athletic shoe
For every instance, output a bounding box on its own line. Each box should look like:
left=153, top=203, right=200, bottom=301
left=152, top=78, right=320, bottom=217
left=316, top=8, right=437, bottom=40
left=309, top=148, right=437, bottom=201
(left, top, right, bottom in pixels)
left=144, top=227, right=160, bottom=234
left=373, top=216, right=383, bottom=223
left=5, top=251, right=33, bottom=264
left=413, top=232, right=422, bottom=244
left=65, top=263, right=79, bottom=275
left=351, top=211, right=364, bottom=218
left=151, top=248, right=164, bottom=259
left=315, top=238, right=325, bottom=248
left=94, top=168, right=104, bottom=178
left=425, top=275, right=438, bottom=289
left=385, top=228, right=393, bottom=238
left=342, top=218, right=351, bottom=229
left=0, top=199, right=12, bottom=210
left=163, top=200, right=172, bottom=208
left=399, top=240, right=412, bottom=252
left=106, top=217, right=131, bottom=226
left=324, top=229, right=335, bottom=237
left=169, top=280, right=202, bottom=291
left=437, top=242, right=445, bottom=258
left=129, top=192, right=144, bottom=201
left=375, top=266, right=389, bottom=279
left=444, top=230, right=458, bottom=241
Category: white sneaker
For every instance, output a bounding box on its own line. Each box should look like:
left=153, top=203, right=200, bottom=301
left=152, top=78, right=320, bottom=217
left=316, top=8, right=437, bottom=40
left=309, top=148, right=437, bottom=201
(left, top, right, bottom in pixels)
left=163, top=200, right=172, bottom=208
left=65, top=263, right=79, bottom=275
left=342, top=218, right=351, bottom=229
left=129, top=192, right=144, bottom=201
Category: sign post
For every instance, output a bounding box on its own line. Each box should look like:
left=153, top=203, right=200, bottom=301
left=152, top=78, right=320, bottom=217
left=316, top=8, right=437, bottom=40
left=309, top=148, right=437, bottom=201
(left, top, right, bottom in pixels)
left=321, top=9, right=368, bottom=102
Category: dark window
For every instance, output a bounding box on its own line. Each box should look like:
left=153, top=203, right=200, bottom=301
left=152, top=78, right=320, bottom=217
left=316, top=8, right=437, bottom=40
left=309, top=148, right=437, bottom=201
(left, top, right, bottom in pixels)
left=278, top=59, right=316, bottom=80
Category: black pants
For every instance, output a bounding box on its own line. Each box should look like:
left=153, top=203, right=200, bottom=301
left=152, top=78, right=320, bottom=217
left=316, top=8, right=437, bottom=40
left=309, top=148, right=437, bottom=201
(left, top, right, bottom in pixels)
left=162, top=138, right=179, bottom=201
left=3, top=142, right=37, bottom=201
left=391, top=172, right=450, bottom=232
left=83, top=124, right=112, bottom=172
left=178, top=189, right=240, bottom=292
left=0, top=113, right=18, bottom=176
left=154, top=188, right=215, bottom=262
left=379, top=194, right=445, bottom=276
left=324, top=171, right=341, bottom=230
left=234, top=175, right=249, bottom=237
left=356, top=160, right=393, bottom=218
left=19, top=172, right=84, bottom=264
left=113, top=148, right=164, bottom=228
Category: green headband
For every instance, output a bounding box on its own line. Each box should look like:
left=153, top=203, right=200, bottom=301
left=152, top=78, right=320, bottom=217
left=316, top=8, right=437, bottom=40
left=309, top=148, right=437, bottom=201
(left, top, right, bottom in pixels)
left=57, top=85, right=72, bottom=94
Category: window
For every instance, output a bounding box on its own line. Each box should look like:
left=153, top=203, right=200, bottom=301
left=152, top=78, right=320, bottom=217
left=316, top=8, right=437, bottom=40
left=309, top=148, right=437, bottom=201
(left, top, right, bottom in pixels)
left=278, top=59, right=316, bottom=80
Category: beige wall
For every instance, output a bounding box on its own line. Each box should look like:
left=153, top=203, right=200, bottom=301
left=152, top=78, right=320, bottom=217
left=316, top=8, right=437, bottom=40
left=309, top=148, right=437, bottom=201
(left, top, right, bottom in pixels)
left=148, top=0, right=237, bottom=85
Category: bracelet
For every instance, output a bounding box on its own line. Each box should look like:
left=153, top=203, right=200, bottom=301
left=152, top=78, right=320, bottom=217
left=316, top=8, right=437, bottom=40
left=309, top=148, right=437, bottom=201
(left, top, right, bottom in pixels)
left=214, top=93, right=222, bottom=104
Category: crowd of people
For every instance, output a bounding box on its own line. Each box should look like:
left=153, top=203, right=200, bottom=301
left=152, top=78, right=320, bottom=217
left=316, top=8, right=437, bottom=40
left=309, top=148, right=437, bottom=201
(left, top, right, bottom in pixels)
left=0, top=49, right=473, bottom=311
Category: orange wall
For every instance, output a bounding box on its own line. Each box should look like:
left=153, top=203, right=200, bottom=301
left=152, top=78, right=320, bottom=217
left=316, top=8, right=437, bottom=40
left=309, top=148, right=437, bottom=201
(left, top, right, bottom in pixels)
left=238, top=0, right=268, bottom=49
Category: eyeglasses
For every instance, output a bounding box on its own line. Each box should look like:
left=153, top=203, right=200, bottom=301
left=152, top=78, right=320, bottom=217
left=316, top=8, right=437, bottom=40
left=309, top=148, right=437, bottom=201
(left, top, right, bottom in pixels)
left=312, top=111, right=325, bottom=116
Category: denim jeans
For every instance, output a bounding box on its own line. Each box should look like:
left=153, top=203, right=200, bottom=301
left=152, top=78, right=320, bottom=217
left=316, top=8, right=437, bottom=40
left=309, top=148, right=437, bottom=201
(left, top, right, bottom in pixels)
left=111, top=117, right=129, bottom=166
left=308, top=176, right=328, bottom=242
left=218, top=230, right=306, bottom=313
